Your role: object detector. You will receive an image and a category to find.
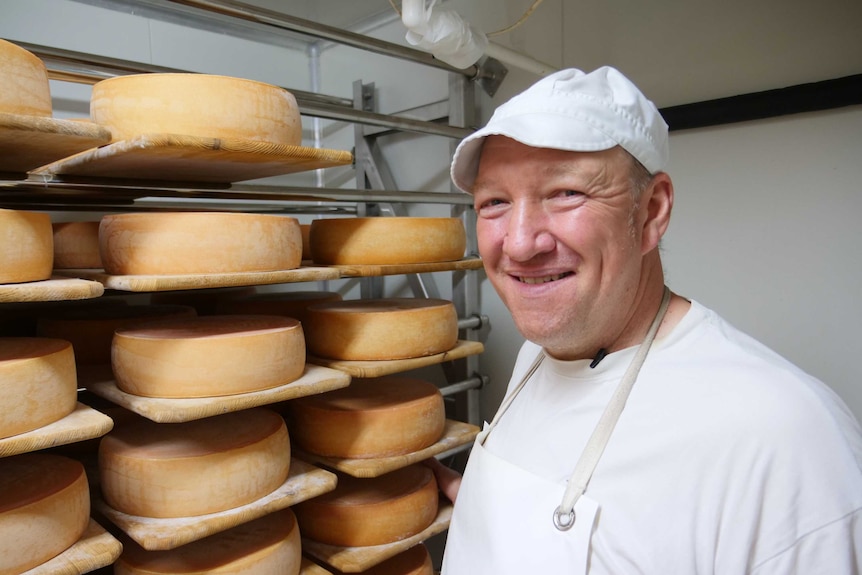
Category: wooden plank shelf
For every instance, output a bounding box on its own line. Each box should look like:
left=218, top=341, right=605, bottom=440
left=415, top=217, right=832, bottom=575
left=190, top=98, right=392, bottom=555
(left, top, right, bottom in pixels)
left=21, top=519, right=122, bottom=575
left=0, top=403, right=113, bottom=458
left=0, top=276, right=104, bottom=303
left=308, top=340, right=484, bottom=378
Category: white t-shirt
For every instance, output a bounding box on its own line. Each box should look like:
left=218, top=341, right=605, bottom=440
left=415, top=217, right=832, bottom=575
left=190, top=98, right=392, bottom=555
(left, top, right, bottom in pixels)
left=482, top=300, right=862, bottom=573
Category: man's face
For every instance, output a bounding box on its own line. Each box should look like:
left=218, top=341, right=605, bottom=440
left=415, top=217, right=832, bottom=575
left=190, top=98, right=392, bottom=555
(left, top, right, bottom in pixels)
left=472, top=136, right=648, bottom=360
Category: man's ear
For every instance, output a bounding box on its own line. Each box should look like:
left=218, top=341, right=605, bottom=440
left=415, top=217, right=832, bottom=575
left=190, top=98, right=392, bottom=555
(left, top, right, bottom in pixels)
left=640, top=172, right=674, bottom=255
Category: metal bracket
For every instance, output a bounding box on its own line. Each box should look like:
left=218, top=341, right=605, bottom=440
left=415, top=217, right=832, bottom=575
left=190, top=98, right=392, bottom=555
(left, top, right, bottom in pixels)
left=474, top=56, right=508, bottom=98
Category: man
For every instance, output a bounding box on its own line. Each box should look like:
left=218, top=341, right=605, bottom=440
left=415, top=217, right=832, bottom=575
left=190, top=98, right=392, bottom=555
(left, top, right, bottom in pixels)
left=436, top=67, right=862, bottom=574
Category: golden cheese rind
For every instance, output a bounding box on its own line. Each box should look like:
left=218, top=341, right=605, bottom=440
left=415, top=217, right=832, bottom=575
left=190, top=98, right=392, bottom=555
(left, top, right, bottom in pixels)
left=99, top=408, right=290, bottom=518
left=0, top=39, right=52, bottom=117
left=294, top=465, right=438, bottom=547
left=288, top=376, right=445, bottom=458
left=112, top=315, right=306, bottom=398
left=304, top=298, right=458, bottom=361
left=52, top=221, right=102, bottom=269
left=309, top=217, right=466, bottom=265
left=0, top=337, right=78, bottom=439
left=90, top=73, right=302, bottom=145
left=0, top=208, right=53, bottom=284
left=99, top=212, right=302, bottom=275
left=217, top=290, right=342, bottom=327
left=0, top=453, right=90, bottom=574
left=115, top=508, right=301, bottom=575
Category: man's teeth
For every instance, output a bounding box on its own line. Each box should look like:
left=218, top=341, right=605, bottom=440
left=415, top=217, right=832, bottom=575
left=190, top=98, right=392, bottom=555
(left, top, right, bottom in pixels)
left=519, top=273, right=568, bottom=284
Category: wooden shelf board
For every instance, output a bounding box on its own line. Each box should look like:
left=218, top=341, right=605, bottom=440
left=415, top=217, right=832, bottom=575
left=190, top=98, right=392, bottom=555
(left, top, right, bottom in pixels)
left=308, top=340, right=484, bottom=378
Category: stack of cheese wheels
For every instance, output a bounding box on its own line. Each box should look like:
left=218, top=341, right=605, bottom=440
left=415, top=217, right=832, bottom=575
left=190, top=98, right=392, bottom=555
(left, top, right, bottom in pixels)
left=0, top=39, right=52, bottom=118
left=294, top=464, right=438, bottom=547
left=99, top=212, right=303, bottom=275
left=99, top=408, right=290, bottom=518
left=0, top=208, right=53, bottom=284
left=149, top=286, right=257, bottom=315
left=0, top=453, right=90, bottom=574
left=90, top=73, right=302, bottom=145
left=217, top=290, right=342, bottom=327
left=37, top=304, right=196, bottom=366
left=309, top=217, right=466, bottom=265
left=288, top=376, right=445, bottom=459
left=51, top=221, right=101, bottom=269
left=304, top=298, right=458, bottom=361
left=333, top=545, right=434, bottom=575
left=112, top=315, right=305, bottom=398
left=115, top=508, right=302, bottom=575
left=0, top=338, right=78, bottom=439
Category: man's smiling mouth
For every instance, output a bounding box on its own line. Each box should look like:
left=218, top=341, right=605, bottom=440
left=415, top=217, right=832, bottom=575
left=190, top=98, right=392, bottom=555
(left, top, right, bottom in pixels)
left=517, top=272, right=573, bottom=284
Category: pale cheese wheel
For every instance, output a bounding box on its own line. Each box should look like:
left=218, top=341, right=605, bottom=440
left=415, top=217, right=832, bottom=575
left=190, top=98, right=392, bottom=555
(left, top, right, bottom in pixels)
left=0, top=338, right=77, bottom=439
left=99, top=212, right=302, bottom=275
left=217, top=290, right=342, bottom=327
left=0, top=39, right=52, bottom=117
left=99, top=408, right=290, bottom=518
left=0, top=208, right=53, bottom=284
left=309, top=217, right=466, bottom=265
left=288, top=376, right=445, bottom=459
left=37, top=304, right=196, bottom=365
left=0, top=453, right=90, bottom=574
left=115, top=508, right=301, bottom=575
left=304, top=298, right=458, bottom=361
left=294, top=464, right=438, bottom=547
left=112, top=315, right=305, bottom=398
left=51, top=221, right=101, bottom=269
left=90, top=73, right=302, bottom=145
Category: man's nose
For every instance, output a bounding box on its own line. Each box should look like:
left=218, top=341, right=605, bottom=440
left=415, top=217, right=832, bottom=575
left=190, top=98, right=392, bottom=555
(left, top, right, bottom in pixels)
left=503, top=202, right=555, bottom=262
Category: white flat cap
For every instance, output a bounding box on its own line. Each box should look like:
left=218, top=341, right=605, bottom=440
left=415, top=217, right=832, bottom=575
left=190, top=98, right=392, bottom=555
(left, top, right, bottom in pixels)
left=451, top=66, right=669, bottom=193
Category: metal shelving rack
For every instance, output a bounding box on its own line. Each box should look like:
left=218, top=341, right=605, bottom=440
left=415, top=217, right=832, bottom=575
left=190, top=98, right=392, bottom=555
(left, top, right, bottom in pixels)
left=1, top=0, right=509, bottom=427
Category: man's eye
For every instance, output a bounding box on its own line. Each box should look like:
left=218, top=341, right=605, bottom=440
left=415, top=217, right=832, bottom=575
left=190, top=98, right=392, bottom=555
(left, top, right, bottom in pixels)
left=561, top=190, right=584, bottom=197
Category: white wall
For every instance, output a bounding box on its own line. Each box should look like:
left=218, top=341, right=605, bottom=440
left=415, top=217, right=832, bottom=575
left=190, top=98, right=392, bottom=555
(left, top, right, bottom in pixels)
left=2, top=0, right=860, bottom=424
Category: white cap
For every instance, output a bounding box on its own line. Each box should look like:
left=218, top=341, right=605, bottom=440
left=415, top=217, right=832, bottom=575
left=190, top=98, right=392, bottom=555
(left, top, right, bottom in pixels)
left=451, top=66, right=669, bottom=193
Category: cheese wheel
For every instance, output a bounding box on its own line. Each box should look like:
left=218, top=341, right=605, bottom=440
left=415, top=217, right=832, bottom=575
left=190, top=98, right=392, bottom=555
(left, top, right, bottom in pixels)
left=288, top=376, right=445, bottom=458
left=0, top=338, right=78, bottom=439
left=51, top=221, right=101, bottom=269
left=37, top=304, right=196, bottom=366
left=115, top=508, right=301, bottom=575
left=300, top=224, right=311, bottom=260
left=217, top=290, right=342, bottom=326
left=304, top=298, right=458, bottom=361
left=294, top=465, right=438, bottom=547
left=309, top=217, right=466, bottom=265
left=90, top=73, right=301, bottom=145
left=112, top=315, right=305, bottom=398
left=99, top=408, right=290, bottom=518
left=149, top=286, right=257, bottom=315
left=0, top=39, right=52, bottom=117
left=0, top=208, right=53, bottom=284
left=0, top=453, right=90, bottom=574
left=356, top=545, right=433, bottom=575
left=99, top=212, right=302, bottom=275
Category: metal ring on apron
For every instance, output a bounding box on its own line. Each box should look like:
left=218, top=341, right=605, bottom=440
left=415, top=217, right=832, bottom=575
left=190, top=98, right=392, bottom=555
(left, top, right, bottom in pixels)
left=553, top=505, right=576, bottom=531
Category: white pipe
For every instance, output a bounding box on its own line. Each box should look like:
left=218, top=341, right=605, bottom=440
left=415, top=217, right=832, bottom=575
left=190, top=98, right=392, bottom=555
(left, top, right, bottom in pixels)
left=485, top=42, right=558, bottom=77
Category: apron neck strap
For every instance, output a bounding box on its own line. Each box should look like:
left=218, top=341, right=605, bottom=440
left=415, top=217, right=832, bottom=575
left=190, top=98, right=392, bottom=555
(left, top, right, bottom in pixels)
left=553, top=285, right=672, bottom=530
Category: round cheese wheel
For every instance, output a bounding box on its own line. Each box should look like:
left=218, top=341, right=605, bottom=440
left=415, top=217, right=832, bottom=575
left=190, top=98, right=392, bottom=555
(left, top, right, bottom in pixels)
left=37, top=304, right=196, bottom=366
left=90, top=73, right=302, bottom=145
left=304, top=298, right=458, bottom=361
left=115, top=508, right=301, bottom=575
left=309, top=217, right=466, bottom=265
left=112, top=315, right=305, bottom=398
left=0, top=453, right=90, bottom=574
left=294, top=464, right=438, bottom=547
left=217, top=291, right=342, bottom=327
left=51, top=221, right=101, bottom=269
left=0, top=208, right=53, bottom=284
left=288, top=376, right=445, bottom=459
left=0, top=338, right=78, bottom=439
left=360, top=544, right=433, bottom=575
left=99, top=408, right=290, bottom=518
left=149, top=286, right=257, bottom=315
left=0, top=39, right=52, bottom=117
left=99, top=212, right=302, bottom=275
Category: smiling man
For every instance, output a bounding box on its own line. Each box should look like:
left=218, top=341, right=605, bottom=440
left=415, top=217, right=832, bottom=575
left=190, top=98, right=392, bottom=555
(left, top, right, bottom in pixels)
left=437, top=67, right=862, bottom=574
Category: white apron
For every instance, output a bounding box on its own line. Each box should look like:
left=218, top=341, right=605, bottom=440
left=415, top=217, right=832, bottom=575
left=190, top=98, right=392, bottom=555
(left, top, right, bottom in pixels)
left=442, top=287, right=671, bottom=575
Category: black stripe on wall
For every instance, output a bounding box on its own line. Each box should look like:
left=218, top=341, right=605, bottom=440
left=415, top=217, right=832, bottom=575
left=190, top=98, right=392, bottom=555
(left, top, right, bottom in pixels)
left=660, top=74, right=862, bottom=131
